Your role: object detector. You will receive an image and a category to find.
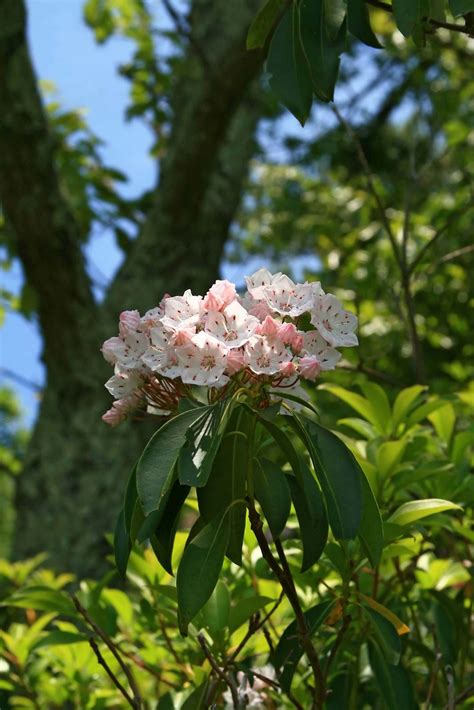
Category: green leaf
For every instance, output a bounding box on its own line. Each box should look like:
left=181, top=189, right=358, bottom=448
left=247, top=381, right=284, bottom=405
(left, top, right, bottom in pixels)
left=257, top=414, right=303, bottom=483
left=319, top=383, right=382, bottom=432
left=3, top=587, right=75, bottom=616
left=179, top=401, right=233, bottom=488
left=450, top=0, right=474, bottom=15
left=114, top=509, right=131, bottom=578
left=391, top=385, right=426, bottom=429
left=200, top=580, right=231, bottom=633
left=228, top=595, right=274, bottom=634
left=406, top=398, right=447, bottom=427
left=32, top=630, right=88, bottom=650
left=293, top=415, right=363, bottom=540
left=360, top=382, right=392, bottom=435
left=358, top=472, right=384, bottom=567
left=177, top=504, right=240, bottom=635
left=181, top=679, right=209, bottom=710
left=266, top=5, right=313, bottom=125
left=388, top=498, right=461, bottom=527
left=123, top=465, right=138, bottom=538
left=392, top=0, right=423, bottom=37
left=150, top=481, right=190, bottom=575
left=365, top=608, right=401, bottom=665
left=432, top=599, right=457, bottom=664
left=299, top=0, right=347, bottom=103
left=247, top=0, right=286, bottom=49
left=272, top=600, right=334, bottom=691
left=368, top=642, right=398, bottom=710
left=428, top=404, right=456, bottom=445
left=254, top=458, right=291, bottom=539
left=288, top=463, right=328, bottom=571
left=197, top=407, right=249, bottom=564
left=347, top=0, right=382, bottom=48
left=376, top=439, right=407, bottom=479
left=137, top=407, right=209, bottom=514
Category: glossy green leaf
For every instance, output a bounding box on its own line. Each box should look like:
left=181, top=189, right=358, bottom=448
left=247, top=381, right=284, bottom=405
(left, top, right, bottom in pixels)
left=347, top=0, right=382, bottom=48
left=228, top=595, right=274, bottom=634
left=177, top=504, right=238, bottom=635
left=137, top=407, right=209, bottom=514
left=200, top=580, right=231, bottom=633
left=3, top=587, right=75, bottom=616
left=254, top=458, right=291, bottom=539
left=358, top=472, right=384, bottom=567
left=181, top=680, right=209, bottom=710
left=365, top=608, right=401, bottom=665
left=432, top=599, right=457, bottom=664
left=376, top=439, right=407, bottom=479
left=266, top=5, right=313, bottom=125
left=319, top=383, right=382, bottom=431
left=368, top=642, right=398, bottom=710
left=391, top=385, right=426, bottom=430
left=299, top=0, right=347, bottom=102
left=123, top=465, right=138, bottom=538
left=114, top=509, right=131, bottom=578
left=257, top=414, right=302, bottom=482
left=288, top=463, right=328, bottom=571
left=428, top=403, right=456, bottom=445
left=197, top=407, right=249, bottom=564
left=150, top=480, right=190, bottom=575
left=32, top=630, right=88, bottom=650
left=272, top=600, right=334, bottom=691
left=247, top=0, right=286, bottom=49
left=405, top=398, right=447, bottom=427
left=360, top=382, right=392, bottom=435
left=388, top=498, right=461, bottom=527
left=450, top=0, right=474, bottom=15
left=392, top=0, right=422, bottom=37
left=293, top=415, right=363, bottom=539
left=179, top=401, right=233, bottom=488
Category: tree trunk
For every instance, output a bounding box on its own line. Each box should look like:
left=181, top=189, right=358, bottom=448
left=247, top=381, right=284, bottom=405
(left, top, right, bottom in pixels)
left=0, top=0, right=263, bottom=575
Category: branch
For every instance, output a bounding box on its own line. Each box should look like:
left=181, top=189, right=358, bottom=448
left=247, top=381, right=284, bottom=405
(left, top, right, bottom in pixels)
left=365, top=1, right=474, bottom=36
left=72, top=596, right=142, bottom=709
left=88, top=637, right=136, bottom=708
left=197, top=633, right=240, bottom=708
left=0, top=0, right=98, bottom=382
left=161, top=0, right=212, bottom=72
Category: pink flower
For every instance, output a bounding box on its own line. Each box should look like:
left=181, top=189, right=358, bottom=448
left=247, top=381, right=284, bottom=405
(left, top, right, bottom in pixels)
left=141, top=326, right=181, bottom=378
left=101, top=333, right=149, bottom=370
left=299, top=355, right=321, bottom=380
left=245, top=268, right=275, bottom=300
left=203, top=279, right=237, bottom=311
left=161, top=289, right=203, bottom=334
left=292, top=333, right=304, bottom=354
left=204, top=301, right=258, bottom=348
left=119, top=310, right=141, bottom=336
left=226, top=348, right=245, bottom=374
left=101, top=336, right=123, bottom=365
left=256, top=315, right=280, bottom=336
left=102, top=393, right=142, bottom=426
left=278, top=322, right=298, bottom=344
left=279, top=360, right=297, bottom=377
left=303, top=331, right=341, bottom=370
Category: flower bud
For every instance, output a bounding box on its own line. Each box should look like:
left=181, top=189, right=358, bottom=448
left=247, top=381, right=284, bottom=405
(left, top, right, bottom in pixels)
left=299, top=355, right=321, bottom=380
left=256, top=315, right=280, bottom=336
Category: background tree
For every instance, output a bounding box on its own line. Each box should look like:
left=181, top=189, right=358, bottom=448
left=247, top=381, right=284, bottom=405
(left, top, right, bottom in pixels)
left=0, top=0, right=472, bottom=575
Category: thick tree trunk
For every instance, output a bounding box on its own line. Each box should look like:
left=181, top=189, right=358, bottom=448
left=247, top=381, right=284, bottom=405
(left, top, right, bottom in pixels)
left=0, top=0, right=263, bottom=575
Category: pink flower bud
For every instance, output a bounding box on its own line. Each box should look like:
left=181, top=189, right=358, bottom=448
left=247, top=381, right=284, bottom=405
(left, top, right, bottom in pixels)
left=203, top=292, right=221, bottom=312
left=172, top=329, right=193, bottom=346
left=292, top=334, right=304, bottom=354
left=279, top=360, right=297, bottom=376
left=256, top=315, right=279, bottom=336
left=278, top=322, right=298, bottom=345
left=226, top=348, right=245, bottom=374
left=299, top=355, right=321, bottom=380
left=101, top=336, right=123, bottom=364
left=119, top=310, right=141, bottom=336
left=102, top=406, right=125, bottom=427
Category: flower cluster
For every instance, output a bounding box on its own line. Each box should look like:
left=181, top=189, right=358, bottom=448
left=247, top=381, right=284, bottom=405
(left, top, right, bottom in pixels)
left=101, top=269, right=358, bottom=425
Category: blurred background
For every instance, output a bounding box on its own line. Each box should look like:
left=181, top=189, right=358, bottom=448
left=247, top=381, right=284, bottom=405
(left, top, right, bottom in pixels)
left=0, top=0, right=472, bottom=573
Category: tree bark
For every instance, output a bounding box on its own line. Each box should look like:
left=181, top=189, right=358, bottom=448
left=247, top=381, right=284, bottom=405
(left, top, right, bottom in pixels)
left=0, top=0, right=263, bottom=575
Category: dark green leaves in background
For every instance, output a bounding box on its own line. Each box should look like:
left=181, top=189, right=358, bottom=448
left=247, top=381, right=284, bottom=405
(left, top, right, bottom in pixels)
left=258, top=0, right=474, bottom=123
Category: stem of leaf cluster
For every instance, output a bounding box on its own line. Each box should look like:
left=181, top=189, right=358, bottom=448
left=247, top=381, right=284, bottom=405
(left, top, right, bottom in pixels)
left=246, top=498, right=326, bottom=709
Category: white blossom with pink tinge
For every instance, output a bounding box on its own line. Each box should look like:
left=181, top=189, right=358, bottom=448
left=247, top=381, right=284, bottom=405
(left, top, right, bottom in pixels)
left=204, top=300, right=259, bottom=348
left=176, top=331, right=229, bottom=387
left=302, top=330, right=342, bottom=370
left=310, top=293, right=358, bottom=347
left=244, top=335, right=291, bottom=375
left=141, top=326, right=182, bottom=378
left=203, top=279, right=237, bottom=311
left=102, top=332, right=149, bottom=370
left=160, top=289, right=203, bottom=334
left=105, top=370, right=144, bottom=399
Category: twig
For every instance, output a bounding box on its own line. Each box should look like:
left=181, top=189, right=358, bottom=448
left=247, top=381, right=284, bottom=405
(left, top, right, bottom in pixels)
left=428, top=243, right=474, bottom=269
left=409, top=202, right=474, bottom=274
left=88, top=637, right=136, bottom=708
left=161, top=0, right=212, bottom=72
left=365, top=0, right=474, bottom=35
left=197, top=633, right=240, bottom=708
left=444, top=683, right=474, bottom=709
left=0, top=367, right=42, bottom=391
left=323, top=614, right=352, bottom=681
left=247, top=500, right=325, bottom=709
left=72, top=596, right=142, bottom=709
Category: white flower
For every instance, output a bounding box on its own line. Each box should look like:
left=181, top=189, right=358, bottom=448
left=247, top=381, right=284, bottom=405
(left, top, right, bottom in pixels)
left=176, top=331, right=229, bottom=386
left=244, top=335, right=291, bottom=375
left=105, top=370, right=144, bottom=399
left=102, top=332, right=149, bottom=370
left=141, top=326, right=181, bottom=378
left=310, top=294, right=358, bottom=347
left=302, top=330, right=341, bottom=370
left=261, top=274, right=318, bottom=317
left=160, top=289, right=203, bottom=334
left=245, top=267, right=277, bottom=300
left=205, top=301, right=259, bottom=348
left=203, top=279, right=237, bottom=311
